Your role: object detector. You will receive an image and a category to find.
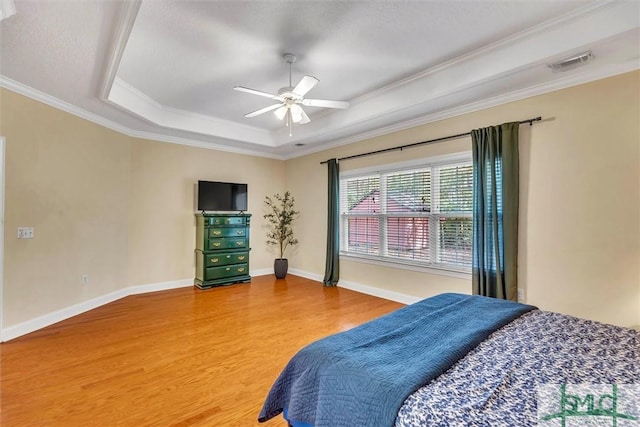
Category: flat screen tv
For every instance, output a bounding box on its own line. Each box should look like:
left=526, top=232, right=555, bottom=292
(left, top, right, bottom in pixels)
left=197, top=181, right=248, bottom=212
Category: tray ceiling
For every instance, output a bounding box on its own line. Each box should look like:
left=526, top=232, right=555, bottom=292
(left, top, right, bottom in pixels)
left=1, top=0, right=638, bottom=159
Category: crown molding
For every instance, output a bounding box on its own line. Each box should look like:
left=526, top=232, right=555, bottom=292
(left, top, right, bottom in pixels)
left=2, top=0, right=637, bottom=162
left=108, top=77, right=275, bottom=147
left=0, top=75, right=285, bottom=160
left=285, top=60, right=639, bottom=160
left=1, top=75, right=135, bottom=134
left=128, top=128, right=283, bottom=159
left=347, top=0, right=620, bottom=106
left=99, top=0, right=141, bottom=100
left=284, top=0, right=637, bottom=148
left=2, top=57, right=637, bottom=163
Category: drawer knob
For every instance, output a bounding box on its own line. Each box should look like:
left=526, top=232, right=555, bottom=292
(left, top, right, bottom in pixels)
left=226, top=255, right=231, bottom=258
left=211, top=258, right=218, bottom=263
left=238, top=256, right=245, bottom=260
left=236, top=241, right=243, bottom=246
left=226, top=267, right=230, bottom=271
left=213, top=242, right=221, bottom=247
left=213, top=230, right=221, bottom=235
left=238, top=267, right=245, bottom=272
left=236, top=230, right=243, bottom=235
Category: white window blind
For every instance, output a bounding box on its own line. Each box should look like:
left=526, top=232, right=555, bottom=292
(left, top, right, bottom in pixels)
left=342, top=176, right=380, bottom=255
left=437, top=163, right=473, bottom=266
left=340, top=155, right=473, bottom=273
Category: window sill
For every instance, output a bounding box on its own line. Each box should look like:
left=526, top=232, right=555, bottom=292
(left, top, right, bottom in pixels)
left=339, top=252, right=472, bottom=280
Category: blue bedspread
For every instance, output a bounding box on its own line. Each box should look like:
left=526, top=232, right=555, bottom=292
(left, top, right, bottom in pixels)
left=258, top=293, right=535, bottom=427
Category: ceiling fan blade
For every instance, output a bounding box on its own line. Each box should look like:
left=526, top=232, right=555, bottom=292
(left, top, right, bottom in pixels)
left=292, top=75, right=319, bottom=97
left=234, top=86, right=280, bottom=100
left=302, top=99, right=350, bottom=109
left=244, top=103, right=283, bottom=118
left=299, top=108, right=311, bottom=124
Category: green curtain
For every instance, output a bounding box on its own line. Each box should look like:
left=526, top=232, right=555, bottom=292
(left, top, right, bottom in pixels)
left=471, top=122, right=519, bottom=301
left=323, top=158, right=340, bottom=286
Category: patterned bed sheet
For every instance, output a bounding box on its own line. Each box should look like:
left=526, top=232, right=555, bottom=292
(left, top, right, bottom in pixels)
left=395, top=310, right=639, bottom=426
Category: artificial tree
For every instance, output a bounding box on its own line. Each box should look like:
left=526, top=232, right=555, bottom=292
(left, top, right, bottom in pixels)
left=263, top=191, right=299, bottom=278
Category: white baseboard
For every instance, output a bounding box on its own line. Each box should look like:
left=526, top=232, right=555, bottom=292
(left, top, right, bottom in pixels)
left=250, top=268, right=273, bottom=277
left=288, top=268, right=323, bottom=282
left=338, top=279, right=421, bottom=305
left=1, top=270, right=420, bottom=342
left=1, top=278, right=193, bottom=342
left=288, top=268, right=420, bottom=305
left=127, top=278, right=193, bottom=296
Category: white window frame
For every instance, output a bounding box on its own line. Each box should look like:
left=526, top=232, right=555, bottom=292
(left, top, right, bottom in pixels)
left=339, top=152, right=472, bottom=279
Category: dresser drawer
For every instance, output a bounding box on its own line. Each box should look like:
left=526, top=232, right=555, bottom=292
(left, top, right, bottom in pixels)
left=208, top=227, right=246, bottom=238
left=205, top=264, right=249, bottom=281
left=207, top=237, right=247, bottom=250
left=206, top=216, right=246, bottom=227
left=205, top=252, right=248, bottom=267
left=195, top=213, right=251, bottom=289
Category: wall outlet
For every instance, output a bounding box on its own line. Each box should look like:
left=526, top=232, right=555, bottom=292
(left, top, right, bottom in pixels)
left=17, top=227, right=34, bottom=239
left=81, top=274, right=89, bottom=285
left=517, top=288, right=525, bottom=303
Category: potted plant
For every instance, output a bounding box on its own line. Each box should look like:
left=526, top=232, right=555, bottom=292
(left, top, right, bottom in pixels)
left=263, top=191, right=299, bottom=279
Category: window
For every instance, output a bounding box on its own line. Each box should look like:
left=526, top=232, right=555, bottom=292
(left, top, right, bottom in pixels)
left=339, top=154, right=473, bottom=273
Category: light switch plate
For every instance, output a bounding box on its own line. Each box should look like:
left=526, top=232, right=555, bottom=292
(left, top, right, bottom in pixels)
left=17, top=227, right=34, bottom=239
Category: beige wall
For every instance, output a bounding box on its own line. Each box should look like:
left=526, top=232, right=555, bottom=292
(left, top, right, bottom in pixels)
left=127, top=138, right=285, bottom=287
left=0, top=88, right=286, bottom=328
left=0, top=89, right=131, bottom=327
left=1, top=71, right=638, bottom=330
left=286, top=71, right=640, bottom=327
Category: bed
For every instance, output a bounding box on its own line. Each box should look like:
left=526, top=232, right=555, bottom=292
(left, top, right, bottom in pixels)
left=258, top=293, right=639, bottom=427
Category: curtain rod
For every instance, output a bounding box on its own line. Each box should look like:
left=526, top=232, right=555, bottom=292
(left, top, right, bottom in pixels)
left=320, top=116, right=542, bottom=164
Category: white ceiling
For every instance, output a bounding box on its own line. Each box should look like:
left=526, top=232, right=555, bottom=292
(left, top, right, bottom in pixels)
left=1, top=0, right=638, bottom=159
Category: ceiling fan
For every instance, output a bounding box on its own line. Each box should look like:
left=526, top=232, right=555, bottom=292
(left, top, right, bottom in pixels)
left=234, top=53, right=350, bottom=136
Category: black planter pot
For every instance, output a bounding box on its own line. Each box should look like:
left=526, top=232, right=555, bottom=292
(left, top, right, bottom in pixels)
left=274, top=258, right=288, bottom=279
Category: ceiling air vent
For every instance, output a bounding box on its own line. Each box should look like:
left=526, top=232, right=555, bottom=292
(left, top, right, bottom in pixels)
left=548, top=51, right=593, bottom=73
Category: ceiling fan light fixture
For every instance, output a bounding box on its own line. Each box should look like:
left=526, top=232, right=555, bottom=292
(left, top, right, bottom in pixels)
left=234, top=52, right=350, bottom=136
left=274, top=106, right=287, bottom=120
left=290, top=104, right=304, bottom=123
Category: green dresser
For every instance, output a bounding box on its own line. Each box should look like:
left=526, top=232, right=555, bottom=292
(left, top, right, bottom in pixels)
left=195, top=213, right=251, bottom=289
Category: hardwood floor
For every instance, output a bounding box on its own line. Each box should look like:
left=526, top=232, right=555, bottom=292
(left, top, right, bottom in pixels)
left=0, top=275, right=403, bottom=426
